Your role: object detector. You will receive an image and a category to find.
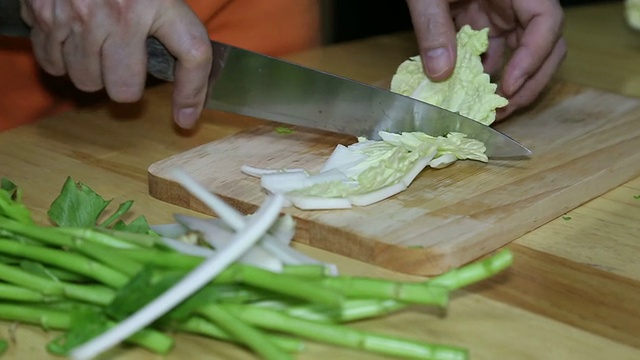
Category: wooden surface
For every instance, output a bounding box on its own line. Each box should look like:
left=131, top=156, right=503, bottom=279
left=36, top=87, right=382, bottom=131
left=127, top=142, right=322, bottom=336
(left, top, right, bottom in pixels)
left=1, top=2, right=640, bottom=359
left=148, top=82, right=640, bottom=276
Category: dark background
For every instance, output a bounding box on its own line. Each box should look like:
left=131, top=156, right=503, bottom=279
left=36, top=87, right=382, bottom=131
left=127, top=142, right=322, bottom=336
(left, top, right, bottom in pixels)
left=326, top=0, right=618, bottom=43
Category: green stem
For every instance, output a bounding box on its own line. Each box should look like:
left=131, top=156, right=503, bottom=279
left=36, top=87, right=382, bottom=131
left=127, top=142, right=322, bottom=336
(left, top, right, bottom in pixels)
left=69, top=238, right=144, bottom=277
left=0, top=217, right=72, bottom=247
left=0, top=282, right=60, bottom=302
left=94, top=227, right=158, bottom=248
left=222, top=266, right=344, bottom=306
left=279, top=264, right=330, bottom=279
left=198, top=304, right=292, bottom=360
left=0, top=262, right=65, bottom=296
left=283, top=299, right=406, bottom=323
left=99, top=200, right=133, bottom=228
left=0, top=239, right=129, bottom=288
left=319, top=276, right=449, bottom=307
left=57, top=227, right=149, bottom=249
left=427, top=249, right=513, bottom=290
left=112, top=248, right=203, bottom=269
left=0, top=302, right=70, bottom=329
left=0, top=303, right=173, bottom=354
left=0, top=217, right=145, bottom=250
left=19, top=260, right=90, bottom=283
left=0, top=263, right=114, bottom=306
left=177, top=317, right=304, bottom=353
left=220, top=303, right=468, bottom=360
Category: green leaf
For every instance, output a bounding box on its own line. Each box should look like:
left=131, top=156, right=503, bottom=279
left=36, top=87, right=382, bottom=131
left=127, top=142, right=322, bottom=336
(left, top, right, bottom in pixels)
left=562, top=216, right=572, bottom=221
left=46, top=305, right=109, bottom=355
left=20, top=260, right=61, bottom=282
left=47, top=177, right=111, bottom=227
left=1, top=178, right=17, bottom=193
left=633, top=194, right=640, bottom=200
left=0, top=338, right=7, bottom=354
left=0, top=178, right=33, bottom=224
left=113, top=215, right=152, bottom=234
left=106, top=267, right=184, bottom=321
left=162, top=284, right=270, bottom=324
left=100, top=200, right=134, bottom=228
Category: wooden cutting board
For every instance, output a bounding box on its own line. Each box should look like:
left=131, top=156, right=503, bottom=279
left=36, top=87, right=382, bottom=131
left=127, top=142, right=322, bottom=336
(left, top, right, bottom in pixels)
left=148, top=82, right=640, bottom=275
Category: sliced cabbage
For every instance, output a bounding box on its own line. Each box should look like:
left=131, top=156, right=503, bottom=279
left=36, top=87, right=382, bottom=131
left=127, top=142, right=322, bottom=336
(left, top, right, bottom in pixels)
left=390, top=25, right=508, bottom=125
left=243, top=130, right=487, bottom=210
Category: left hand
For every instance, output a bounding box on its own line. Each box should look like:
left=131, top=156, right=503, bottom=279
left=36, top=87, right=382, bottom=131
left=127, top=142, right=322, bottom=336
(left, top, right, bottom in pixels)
left=406, top=0, right=566, bottom=120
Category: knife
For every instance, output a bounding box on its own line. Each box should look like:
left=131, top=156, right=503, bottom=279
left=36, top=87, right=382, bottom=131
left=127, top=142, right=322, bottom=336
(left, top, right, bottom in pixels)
left=0, top=1, right=530, bottom=158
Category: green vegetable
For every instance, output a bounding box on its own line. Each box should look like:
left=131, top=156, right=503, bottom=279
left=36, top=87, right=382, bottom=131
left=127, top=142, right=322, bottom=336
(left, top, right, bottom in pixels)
left=390, top=25, right=508, bottom=126
left=0, top=338, right=6, bottom=354
left=633, top=194, right=640, bottom=200
left=275, top=126, right=295, bottom=135
left=0, top=177, right=513, bottom=359
left=562, top=216, right=572, bottom=221
left=0, top=177, right=33, bottom=225
left=48, top=177, right=151, bottom=232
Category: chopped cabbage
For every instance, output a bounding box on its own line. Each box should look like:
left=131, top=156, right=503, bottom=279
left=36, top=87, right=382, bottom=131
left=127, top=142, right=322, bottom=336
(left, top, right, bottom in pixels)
left=243, top=129, right=488, bottom=209
left=390, top=25, right=508, bottom=125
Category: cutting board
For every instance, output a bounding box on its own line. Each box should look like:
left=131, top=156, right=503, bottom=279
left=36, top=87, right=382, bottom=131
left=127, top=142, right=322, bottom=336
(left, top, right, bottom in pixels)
left=148, top=82, right=640, bottom=275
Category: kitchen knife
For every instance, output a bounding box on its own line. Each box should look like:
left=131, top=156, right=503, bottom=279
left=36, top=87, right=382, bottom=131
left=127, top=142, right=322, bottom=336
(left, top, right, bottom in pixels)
left=0, top=1, right=531, bottom=158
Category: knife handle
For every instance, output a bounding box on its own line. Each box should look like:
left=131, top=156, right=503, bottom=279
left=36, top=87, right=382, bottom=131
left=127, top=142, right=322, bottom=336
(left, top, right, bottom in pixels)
left=0, top=0, right=176, bottom=81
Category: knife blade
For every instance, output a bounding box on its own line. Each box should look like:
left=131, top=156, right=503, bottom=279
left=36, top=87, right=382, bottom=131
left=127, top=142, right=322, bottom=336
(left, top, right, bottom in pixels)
left=0, top=1, right=530, bottom=158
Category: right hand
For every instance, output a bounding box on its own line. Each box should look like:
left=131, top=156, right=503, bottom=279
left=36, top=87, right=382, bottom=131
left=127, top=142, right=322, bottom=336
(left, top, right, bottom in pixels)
left=20, top=0, right=212, bottom=129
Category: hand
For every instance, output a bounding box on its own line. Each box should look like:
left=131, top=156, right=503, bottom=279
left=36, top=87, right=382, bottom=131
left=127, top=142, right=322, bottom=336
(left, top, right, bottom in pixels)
left=20, top=0, right=212, bottom=129
left=406, top=0, right=566, bottom=119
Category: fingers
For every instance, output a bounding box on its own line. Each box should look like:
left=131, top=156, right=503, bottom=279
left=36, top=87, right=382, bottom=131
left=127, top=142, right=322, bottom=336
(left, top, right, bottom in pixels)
left=406, top=0, right=457, bottom=81
left=151, top=5, right=212, bottom=129
left=496, top=37, right=567, bottom=119
left=62, top=2, right=108, bottom=92
left=483, top=36, right=506, bottom=77
left=500, top=0, right=564, bottom=97
left=22, top=0, right=67, bottom=76
left=101, top=1, right=150, bottom=102
left=22, top=0, right=212, bottom=129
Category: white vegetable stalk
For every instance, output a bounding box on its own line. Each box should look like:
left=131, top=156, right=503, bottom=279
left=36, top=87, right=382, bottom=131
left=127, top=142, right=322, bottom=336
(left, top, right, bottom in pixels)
left=159, top=236, right=217, bottom=257
left=69, top=186, right=286, bottom=360
left=241, top=165, right=306, bottom=178
left=170, top=169, right=338, bottom=273
left=173, top=213, right=335, bottom=274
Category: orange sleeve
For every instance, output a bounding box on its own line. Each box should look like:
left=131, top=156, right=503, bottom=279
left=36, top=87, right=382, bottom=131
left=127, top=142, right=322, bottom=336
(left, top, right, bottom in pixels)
left=186, top=0, right=321, bottom=56
left=0, top=0, right=320, bottom=132
left=0, top=37, right=76, bottom=132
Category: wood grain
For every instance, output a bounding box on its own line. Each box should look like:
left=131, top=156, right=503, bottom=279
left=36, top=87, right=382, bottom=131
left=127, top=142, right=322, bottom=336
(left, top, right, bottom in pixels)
left=469, top=243, right=640, bottom=348
left=148, top=82, right=640, bottom=276
left=1, top=2, right=640, bottom=359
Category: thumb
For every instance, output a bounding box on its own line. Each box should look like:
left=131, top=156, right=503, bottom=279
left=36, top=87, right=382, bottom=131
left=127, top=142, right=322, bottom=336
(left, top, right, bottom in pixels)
left=406, top=0, right=457, bottom=81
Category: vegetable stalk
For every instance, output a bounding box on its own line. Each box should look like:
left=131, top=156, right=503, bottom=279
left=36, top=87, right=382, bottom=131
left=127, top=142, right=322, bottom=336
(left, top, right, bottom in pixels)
left=217, top=303, right=468, bottom=360
left=0, top=303, right=173, bottom=354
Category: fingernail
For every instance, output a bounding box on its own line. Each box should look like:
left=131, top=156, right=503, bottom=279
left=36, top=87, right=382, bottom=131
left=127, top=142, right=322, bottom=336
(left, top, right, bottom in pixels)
left=424, top=47, right=451, bottom=77
left=177, top=107, right=198, bottom=129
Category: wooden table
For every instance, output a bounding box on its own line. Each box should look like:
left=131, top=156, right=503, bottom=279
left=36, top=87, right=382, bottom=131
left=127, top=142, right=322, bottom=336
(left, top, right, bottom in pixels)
left=1, top=2, right=639, bottom=359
